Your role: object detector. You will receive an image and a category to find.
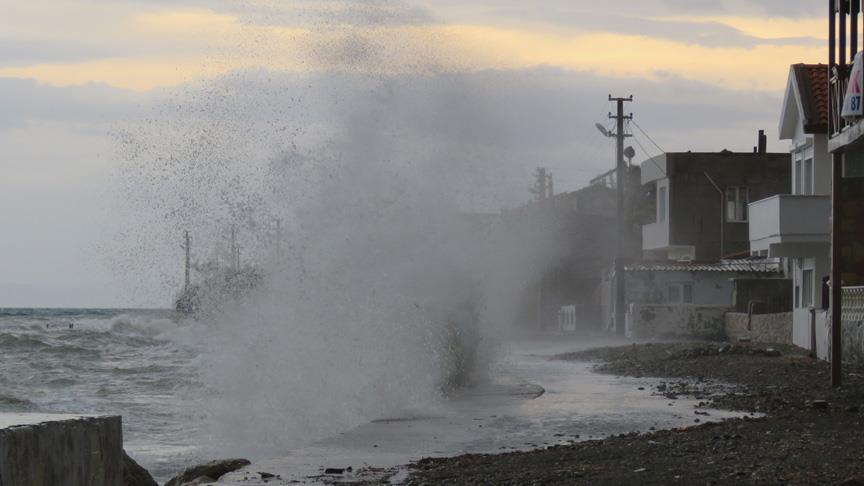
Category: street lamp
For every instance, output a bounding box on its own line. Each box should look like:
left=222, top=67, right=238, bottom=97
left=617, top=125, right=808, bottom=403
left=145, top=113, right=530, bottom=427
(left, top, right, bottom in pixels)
left=595, top=123, right=610, bottom=137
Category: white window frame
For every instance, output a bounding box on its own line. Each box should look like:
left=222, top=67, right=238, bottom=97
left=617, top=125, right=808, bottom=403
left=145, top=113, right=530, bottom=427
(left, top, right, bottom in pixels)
left=804, top=158, right=813, bottom=195
left=802, top=268, right=814, bottom=309
left=794, top=158, right=802, bottom=195
left=658, top=186, right=667, bottom=223
left=667, top=282, right=694, bottom=304
left=725, top=186, right=749, bottom=222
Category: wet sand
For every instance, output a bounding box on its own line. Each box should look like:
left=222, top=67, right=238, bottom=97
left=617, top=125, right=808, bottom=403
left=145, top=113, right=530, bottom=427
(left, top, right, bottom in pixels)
left=217, top=337, right=747, bottom=485
left=406, top=342, right=864, bottom=485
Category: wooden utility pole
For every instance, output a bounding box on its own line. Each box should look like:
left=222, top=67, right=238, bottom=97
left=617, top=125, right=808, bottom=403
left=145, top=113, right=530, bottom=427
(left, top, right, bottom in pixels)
left=831, top=152, right=843, bottom=387
left=609, top=95, right=633, bottom=336
left=182, top=231, right=191, bottom=292
left=531, top=167, right=549, bottom=203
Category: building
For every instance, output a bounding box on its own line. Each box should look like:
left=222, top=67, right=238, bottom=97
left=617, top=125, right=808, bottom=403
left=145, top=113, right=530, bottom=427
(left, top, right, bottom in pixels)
left=749, top=64, right=832, bottom=356
left=641, top=147, right=791, bottom=262
left=602, top=142, right=793, bottom=337
left=622, top=260, right=785, bottom=339
left=824, top=4, right=864, bottom=370
left=506, top=166, right=644, bottom=332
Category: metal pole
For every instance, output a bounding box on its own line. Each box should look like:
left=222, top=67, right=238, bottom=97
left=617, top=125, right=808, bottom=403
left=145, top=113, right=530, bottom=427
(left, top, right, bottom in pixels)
left=852, top=0, right=860, bottom=61
left=831, top=152, right=844, bottom=387
left=609, top=95, right=633, bottom=335
left=841, top=0, right=848, bottom=71
left=184, top=231, right=191, bottom=291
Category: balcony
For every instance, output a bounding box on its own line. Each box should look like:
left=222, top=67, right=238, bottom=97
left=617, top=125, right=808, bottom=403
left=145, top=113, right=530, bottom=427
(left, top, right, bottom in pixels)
left=829, top=0, right=864, bottom=148
left=749, top=195, right=830, bottom=257
left=643, top=220, right=669, bottom=251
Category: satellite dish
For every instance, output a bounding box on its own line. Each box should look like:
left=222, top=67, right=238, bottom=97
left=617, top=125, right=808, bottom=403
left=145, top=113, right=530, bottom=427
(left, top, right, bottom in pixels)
left=595, top=123, right=609, bottom=137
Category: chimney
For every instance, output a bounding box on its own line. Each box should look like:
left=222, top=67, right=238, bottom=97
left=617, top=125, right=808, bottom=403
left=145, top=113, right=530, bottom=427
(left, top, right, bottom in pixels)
left=757, top=129, right=767, bottom=154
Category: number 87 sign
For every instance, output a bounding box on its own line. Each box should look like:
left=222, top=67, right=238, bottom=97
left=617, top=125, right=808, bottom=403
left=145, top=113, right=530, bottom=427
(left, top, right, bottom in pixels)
left=843, top=51, right=864, bottom=119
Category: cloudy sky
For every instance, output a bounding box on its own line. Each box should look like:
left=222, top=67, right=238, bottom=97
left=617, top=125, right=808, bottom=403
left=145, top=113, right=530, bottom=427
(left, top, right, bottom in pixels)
left=1, top=0, right=827, bottom=307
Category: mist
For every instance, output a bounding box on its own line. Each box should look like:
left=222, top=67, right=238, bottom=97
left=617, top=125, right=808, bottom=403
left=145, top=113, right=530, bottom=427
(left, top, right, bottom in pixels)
left=111, top=2, right=576, bottom=457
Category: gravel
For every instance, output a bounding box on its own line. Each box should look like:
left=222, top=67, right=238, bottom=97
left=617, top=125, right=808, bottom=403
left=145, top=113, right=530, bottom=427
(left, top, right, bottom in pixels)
left=401, top=342, right=864, bottom=485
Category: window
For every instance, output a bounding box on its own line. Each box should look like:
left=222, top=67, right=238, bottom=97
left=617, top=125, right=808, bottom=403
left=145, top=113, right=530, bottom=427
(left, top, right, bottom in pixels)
left=794, top=159, right=802, bottom=194
left=668, top=283, right=694, bottom=304
left=658, top=186, right=667, bottom=223
left=804, top=159, right=813, bottom=195
left=726, top=187, right=749, bottom=222
left=802, top=269, right=814, bottom=308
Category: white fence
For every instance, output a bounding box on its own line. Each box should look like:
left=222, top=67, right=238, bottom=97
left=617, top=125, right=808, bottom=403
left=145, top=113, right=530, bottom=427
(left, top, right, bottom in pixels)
left=842, top=286, right=864, bottom=363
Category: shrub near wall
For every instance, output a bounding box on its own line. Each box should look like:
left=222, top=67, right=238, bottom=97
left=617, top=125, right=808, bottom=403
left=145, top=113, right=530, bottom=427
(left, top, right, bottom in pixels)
left=725, top=312, right=793, bottom=345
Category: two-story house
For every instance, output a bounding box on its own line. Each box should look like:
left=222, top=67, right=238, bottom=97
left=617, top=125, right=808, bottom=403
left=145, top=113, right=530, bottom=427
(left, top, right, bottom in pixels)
left=604, top=143, right=791, bottom=337
left=642, top=148, right=790, bottom=262
left=749, top=64, right=831, bottom=356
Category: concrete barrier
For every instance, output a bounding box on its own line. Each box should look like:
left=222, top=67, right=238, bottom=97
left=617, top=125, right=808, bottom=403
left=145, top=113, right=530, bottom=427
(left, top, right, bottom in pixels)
left=725, top=312, right=793, bottom=345
left=0, top=414, right=122, bottom=486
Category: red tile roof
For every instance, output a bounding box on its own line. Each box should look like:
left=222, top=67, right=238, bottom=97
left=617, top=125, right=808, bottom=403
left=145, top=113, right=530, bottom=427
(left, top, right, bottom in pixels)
left=792, top=64, right=829, bottom=134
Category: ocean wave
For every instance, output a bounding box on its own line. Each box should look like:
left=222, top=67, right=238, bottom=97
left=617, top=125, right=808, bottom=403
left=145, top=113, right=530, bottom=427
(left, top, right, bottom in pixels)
left=0, top=393, right=36, bottom=410
left=0, top=333, right=48, bottom=350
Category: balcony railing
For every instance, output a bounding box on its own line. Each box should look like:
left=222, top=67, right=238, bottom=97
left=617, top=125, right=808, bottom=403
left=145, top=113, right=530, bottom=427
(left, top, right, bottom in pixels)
left=830, top=0, right=862, bottom=137
left=749, top=195, right=830, bottom=257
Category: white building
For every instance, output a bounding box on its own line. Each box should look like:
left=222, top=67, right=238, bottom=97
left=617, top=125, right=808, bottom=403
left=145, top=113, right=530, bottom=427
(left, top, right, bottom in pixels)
left=749, top=63, right=831, bottom=356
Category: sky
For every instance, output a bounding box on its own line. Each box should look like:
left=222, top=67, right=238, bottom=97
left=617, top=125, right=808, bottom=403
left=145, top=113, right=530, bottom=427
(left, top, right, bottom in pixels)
left=0, top=0, right=828, bottom=308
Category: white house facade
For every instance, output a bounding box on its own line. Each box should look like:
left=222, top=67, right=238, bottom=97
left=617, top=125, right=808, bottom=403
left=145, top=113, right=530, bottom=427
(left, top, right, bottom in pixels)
left=750, top=64, right=832, bottom=355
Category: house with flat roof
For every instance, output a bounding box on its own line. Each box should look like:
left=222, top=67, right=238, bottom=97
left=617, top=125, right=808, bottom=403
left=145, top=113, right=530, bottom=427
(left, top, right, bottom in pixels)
left=641, top=146, right=790, bottom=262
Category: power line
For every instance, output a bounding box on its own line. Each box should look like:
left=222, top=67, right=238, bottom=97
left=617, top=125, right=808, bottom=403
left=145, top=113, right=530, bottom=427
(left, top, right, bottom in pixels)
left=630, top=119, right=666, bottom=155
left=628, top=121, right=668, bottom=177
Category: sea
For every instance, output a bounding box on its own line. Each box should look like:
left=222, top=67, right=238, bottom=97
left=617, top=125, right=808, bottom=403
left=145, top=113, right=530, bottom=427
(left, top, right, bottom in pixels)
left=0, top=308, right=204, bottom=481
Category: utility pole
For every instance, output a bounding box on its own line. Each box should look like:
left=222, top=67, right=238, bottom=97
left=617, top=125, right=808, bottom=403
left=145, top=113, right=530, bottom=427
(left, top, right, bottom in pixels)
left=609, top=95, right=633, bottom=336
left=547, top=172, right=554, bottom=200
left=181, top=231, right=191, bottom=292
left=531, top=167, right=549, bottom=203
left=230, top=227, right=240, bottom=275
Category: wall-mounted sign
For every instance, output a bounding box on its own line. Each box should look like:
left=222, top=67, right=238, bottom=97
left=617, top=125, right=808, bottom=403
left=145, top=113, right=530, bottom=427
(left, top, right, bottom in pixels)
left=843, top=52, right=864, bottom=119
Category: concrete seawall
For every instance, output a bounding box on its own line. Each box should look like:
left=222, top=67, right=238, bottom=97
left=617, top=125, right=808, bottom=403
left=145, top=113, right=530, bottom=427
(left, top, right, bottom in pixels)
left=0, top=414, right=122, bottom=486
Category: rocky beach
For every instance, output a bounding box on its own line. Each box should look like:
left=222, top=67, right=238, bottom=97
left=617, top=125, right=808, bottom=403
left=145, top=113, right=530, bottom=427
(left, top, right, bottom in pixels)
left=400, top=342, right=864, bottom=485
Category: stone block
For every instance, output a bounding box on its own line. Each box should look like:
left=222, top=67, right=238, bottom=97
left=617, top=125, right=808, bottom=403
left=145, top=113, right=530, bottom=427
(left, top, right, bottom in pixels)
left=0, top=414, right=122, bottom=486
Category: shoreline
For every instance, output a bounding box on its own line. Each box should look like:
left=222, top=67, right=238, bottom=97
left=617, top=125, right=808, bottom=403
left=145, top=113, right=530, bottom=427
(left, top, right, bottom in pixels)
left=394, top=341, right=864, bottom=485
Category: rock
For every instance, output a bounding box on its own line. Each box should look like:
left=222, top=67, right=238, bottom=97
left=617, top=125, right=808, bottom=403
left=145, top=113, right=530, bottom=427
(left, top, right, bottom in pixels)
left=123, top=450, right=158, bottom=486
left=259, top=472, right=276, bottom=479
left=165, top=459, right=251, bottom=486
left=186, top=477, right=216, bottom=485
left=324, top=468, right=345, bottom=474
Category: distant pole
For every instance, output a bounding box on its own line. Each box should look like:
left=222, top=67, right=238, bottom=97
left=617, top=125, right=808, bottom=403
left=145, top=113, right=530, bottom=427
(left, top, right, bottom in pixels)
left=609, top=95, right=633, bottom=336
left=532, top=167, right=548, bottom=203
left=182, top=231, right=191, bottom=291
left=230, top=227, right=239, bottom=274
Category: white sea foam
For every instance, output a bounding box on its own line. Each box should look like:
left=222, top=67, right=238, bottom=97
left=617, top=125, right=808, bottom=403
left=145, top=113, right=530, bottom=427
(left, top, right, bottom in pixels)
left=111, top=0, right=571, bottom=459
